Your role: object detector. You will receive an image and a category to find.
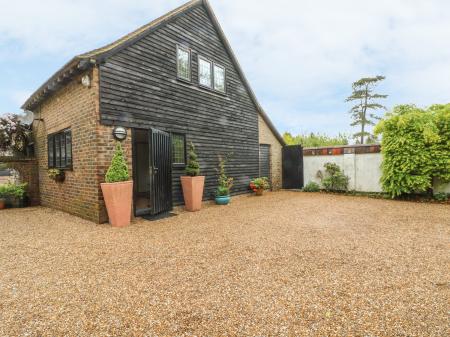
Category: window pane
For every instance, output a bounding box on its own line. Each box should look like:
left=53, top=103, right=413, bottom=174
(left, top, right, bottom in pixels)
left=66, top=131, right=72, bottom=167
left=214, top=64, right=225, bottom=92
left=55, top=134, right=61, bottom=168
left=172, top=134, right=185, bottom=165
left=177, top=47, right=190, bottom=81
left=199, top=58, right=212, bottom=88
left=60, top=133, right=66, bottom=168
left=48, top=136, right=54, bottom=168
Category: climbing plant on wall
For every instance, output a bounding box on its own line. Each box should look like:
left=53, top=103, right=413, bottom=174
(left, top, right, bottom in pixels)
left=374, top=104, right=450, bottom=198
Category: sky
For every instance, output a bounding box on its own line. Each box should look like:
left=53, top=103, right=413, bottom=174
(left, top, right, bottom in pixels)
left=1, top=0, right=449, bottom=137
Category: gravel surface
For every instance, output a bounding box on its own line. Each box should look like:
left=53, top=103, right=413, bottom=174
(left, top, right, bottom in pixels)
left=0, top=191, right=449, bottom=336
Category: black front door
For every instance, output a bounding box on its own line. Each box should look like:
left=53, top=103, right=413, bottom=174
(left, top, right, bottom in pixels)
left=149, top=129, right=173, bottom=215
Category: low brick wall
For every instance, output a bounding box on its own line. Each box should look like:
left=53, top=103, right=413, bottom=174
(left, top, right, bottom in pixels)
left=0, top=157, right=40, bottom=206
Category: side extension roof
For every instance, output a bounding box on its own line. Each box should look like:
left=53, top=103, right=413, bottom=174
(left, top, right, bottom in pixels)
left=22, top=0, right=285, bottom=145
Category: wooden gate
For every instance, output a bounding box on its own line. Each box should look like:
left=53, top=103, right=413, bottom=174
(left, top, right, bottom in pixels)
left=282, top=145, right=303, bottom=189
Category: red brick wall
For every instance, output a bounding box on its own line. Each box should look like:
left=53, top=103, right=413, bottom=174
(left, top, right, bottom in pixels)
left=33, top=67, right=133, bottom=223
left=2, top=158, right=40, bottom=206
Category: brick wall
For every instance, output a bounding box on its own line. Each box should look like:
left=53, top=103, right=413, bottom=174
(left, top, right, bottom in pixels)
left=33, top=67, right=133, bottom=223
left=258, top=115, right=283, bottom=190
left=33, top=68, right=102, bottom=222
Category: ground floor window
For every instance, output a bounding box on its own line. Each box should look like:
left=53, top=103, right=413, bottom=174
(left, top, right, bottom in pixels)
left=48, top=129, right=72, bottom=169
left=171, top=133, right=186, bottom=166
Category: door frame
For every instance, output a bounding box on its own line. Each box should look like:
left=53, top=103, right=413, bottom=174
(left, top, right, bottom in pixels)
left=132, top=128, right=173, bottom=217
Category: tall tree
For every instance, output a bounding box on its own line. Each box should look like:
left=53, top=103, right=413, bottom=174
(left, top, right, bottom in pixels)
left=346, top=76, right=387, bottom=144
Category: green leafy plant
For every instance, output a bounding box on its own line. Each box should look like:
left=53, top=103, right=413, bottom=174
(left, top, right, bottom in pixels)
left=185, top=142, right=200, bottom=177
left=47, top=168, right=65, bottom=181
left=0, top=182, right=27, bottom=199
left=249, top=177, right=270, bottom=191
left=433, top=192, right=449, bottom=202
left=216, top=154, right=233, bottom=196
left=105, top=142, right=130, bottom=183
left=0, top=113, right=31, bottom=153
left=303, top=181, right=320, bottom=192
left=317, top=162, right=350, bottom=192
left=283, top=132, right=349, bottom=147
left=374, top=104, right=450, bottom=198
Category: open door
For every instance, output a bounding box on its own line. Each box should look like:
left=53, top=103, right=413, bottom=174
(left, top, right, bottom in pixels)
left=149, top=128, right=173, bottom=215
left=133, top=128, right=172, bottom=217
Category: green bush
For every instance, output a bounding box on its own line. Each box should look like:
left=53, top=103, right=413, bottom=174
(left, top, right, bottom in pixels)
left=0, top=182, right=27, bottom=199
left=303, top=181, right=320, bottom=192
left=216, top=154, right=233, bottom=196
left=374, top=104, right=450, bottom=198
left=318, top=162, right=349, bottom=192
left=105, top=142, right=129, bottom=183
left=434, top=192, right=449, bottom=202
left=185, top=142, right=200, bottom=177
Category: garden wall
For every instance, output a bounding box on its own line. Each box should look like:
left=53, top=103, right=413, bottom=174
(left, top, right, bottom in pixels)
left=303, top=145, right=450, bottom=193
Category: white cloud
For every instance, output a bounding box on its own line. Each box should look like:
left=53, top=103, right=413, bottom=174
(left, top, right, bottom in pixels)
left=1, top=0, right=449, bottom=135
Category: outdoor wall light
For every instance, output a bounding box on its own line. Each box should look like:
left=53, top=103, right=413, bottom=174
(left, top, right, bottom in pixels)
left=81, top=75, right=91, bottom=87
left=112, top=126, right=127, bottom=141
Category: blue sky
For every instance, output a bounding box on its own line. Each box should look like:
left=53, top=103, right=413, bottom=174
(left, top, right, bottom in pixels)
left=1, top=0, right=449, bottom=137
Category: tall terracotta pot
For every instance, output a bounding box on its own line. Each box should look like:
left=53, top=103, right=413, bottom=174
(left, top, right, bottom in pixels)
left=180, top=176, right=205, bottom=211
left=101, top=181, right=133, bottom=227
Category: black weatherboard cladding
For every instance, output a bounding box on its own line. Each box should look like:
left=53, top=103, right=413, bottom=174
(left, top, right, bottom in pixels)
left=99, top=5, right=260, bottom=204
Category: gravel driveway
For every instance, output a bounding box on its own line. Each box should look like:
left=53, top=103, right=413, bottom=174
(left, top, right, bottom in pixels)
left=1, top=191, right=449, bottom=336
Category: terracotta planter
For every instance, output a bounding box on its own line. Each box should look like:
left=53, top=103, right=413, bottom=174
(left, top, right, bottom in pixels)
left=255, top=188, right=264, bottom=196
left=0, top=199, right=5, bottom=210
left=180, top=176, right=205, bottom=211
left=101, top=181, right=133, bottom=227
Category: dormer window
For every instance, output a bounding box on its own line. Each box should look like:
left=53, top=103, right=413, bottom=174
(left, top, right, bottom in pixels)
left=198, top=56, right=212, bottom=88
left=177, top=45, right=191, bottom=81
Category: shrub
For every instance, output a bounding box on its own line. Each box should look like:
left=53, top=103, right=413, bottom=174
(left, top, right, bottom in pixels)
left=185, top=142, right=200, bottom=177
left=303, top=181, right=320, bottom=192
left=433, top=192, right=449, bottom=202
left=374, top=104, right=450, bottom=198
left=0, top=182, right=27, bottom=199
left=105, top=142, right=129, bottom=183
left=249, top=177, right=270, bottom=191
left=216, top=154, right=233, bottom=196
left=318, top=162, right=349, bottom=192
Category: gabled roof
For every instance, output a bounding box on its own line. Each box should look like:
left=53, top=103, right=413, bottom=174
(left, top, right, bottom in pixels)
left=22, top=0, right=285, bottom=145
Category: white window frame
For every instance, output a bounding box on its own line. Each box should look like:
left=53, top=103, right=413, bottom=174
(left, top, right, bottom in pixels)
left=198, top=55, right=213, bottom=89
left=176, top=45, right=191, bottom=82
left=213, top=62, right=226, bottom=93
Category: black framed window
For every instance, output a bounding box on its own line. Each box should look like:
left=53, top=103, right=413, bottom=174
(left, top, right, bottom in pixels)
left=177, top=45, right=191, bottom=81
left=48, top=129, right=72, bottom=169
left=171, top=133, right=186, bottom=166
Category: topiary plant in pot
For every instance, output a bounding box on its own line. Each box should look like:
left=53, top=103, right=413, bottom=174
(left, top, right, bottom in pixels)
left=180, top=142, right=205, bottom=211
left=100, top=142, right=133, bottom=227
left=215, top=155, right=233, bottom=205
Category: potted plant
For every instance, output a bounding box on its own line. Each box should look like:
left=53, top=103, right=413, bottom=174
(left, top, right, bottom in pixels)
left=249, top=177, right=270, bottom=196
left=1, top=182, right=27, bottom=208
left=0, top=185, right=6, bottom=209
left=215, top=155, right=233, bottom=205
left=48, top=168, right=66, bottom=182
left=100, top=142, right=133, bottom=227
left=180, top=142, right=205, bottom=211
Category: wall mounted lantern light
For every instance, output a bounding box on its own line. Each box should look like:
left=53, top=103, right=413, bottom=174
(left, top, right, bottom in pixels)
left=112, top=126, right=127, bottom=141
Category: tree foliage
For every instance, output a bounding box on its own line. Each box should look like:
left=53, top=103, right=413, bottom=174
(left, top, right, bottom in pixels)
left=185, top=142, right=200, bottom=176
left=346, top=76, right=387, bottom=144
left=374, top=104, right=450, bottom=198
left=105, top=142, right=130, bottom=183
left=283, top=132, right=349, bottom=147
left=317, top=162, right=350, bottom=192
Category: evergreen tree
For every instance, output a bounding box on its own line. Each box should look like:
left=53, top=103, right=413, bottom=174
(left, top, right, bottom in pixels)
left=105, top=142, right=129, bottom=183
left=346, top=76, right=387, bottom=144
left=185, top=142, right=200, bottom=176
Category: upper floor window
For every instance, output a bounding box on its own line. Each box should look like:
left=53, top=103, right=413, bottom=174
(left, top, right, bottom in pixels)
left=177, top=45, right=191, bottom=81
left=198, top=56, right=212, bottom=88
left=48, top=129, right=72, bottom=169
left=213, top=64, right=226, bottom=93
